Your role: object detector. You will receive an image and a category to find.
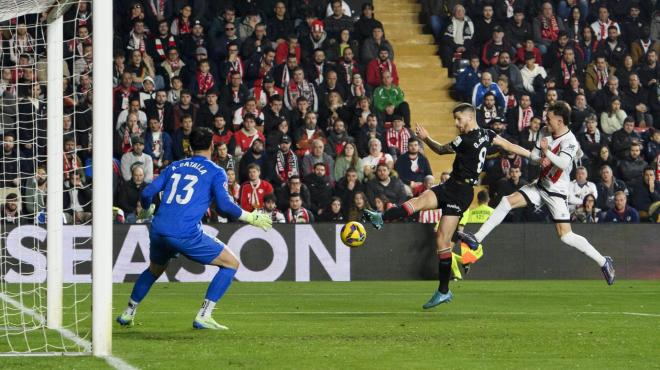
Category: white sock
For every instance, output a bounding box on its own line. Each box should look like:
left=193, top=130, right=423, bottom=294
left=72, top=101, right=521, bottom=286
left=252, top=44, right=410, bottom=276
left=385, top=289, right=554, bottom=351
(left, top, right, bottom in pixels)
left=124, top=299, right=138, bottom=316
left=560, top=232, right=607, bottom=266
left=474, top=198, right=512, bottom=242
left=197, top=299, right=216, bottom=318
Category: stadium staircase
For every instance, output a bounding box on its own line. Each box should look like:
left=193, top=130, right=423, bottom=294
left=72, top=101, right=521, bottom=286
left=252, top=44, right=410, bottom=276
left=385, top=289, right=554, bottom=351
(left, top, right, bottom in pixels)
left=375, top=0, right=488, bottom=202
left=375, top=0, right=456, bottom=176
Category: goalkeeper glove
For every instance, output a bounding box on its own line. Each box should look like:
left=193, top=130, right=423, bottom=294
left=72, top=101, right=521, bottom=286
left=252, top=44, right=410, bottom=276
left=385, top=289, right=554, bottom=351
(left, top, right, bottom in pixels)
left=244, top=210, right=273, bottom=231
left=138, top=204, right=156, bottom=220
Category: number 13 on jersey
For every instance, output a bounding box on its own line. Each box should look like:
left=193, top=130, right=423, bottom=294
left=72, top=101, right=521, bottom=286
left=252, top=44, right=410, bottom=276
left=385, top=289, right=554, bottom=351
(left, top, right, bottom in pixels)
left=165, top=173, right=198, bottom=205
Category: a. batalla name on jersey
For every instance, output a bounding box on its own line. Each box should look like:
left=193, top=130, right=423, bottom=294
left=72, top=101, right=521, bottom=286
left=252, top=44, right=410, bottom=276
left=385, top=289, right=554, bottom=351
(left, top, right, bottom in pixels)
left=171, top=161, right=208, bottom=175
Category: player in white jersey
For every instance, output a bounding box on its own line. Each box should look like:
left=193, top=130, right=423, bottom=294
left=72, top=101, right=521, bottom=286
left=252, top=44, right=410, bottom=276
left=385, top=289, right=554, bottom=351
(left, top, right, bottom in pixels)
left=458, top=102, right=616, bottom=285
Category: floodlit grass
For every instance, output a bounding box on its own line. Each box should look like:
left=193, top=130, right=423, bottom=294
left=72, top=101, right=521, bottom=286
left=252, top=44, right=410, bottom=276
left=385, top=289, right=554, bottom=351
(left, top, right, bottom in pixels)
left=2, top=281, right=660, bottom=369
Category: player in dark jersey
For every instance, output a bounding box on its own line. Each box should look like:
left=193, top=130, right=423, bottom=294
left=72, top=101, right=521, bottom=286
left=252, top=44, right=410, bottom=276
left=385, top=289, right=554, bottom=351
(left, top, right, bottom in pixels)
left=364, top=103, right=534, bottom=309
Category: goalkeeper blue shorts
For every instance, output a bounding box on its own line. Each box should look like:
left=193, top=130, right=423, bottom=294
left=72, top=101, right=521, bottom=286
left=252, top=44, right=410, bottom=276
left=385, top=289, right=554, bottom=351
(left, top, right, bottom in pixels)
left=149, top=231, right=226, bottom=265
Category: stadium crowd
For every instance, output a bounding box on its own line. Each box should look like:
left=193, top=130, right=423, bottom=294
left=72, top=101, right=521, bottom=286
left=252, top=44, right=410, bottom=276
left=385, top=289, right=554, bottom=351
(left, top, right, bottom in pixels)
left=0, top=0, right=658, bottom=225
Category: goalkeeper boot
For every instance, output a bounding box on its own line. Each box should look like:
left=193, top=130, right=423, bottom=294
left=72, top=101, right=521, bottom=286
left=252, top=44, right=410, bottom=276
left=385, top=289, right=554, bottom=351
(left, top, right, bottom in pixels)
left=457, top=230, right=480, bottom=251
left=116, top=312, right=135, bottom=327
left=601, top=256, right=615, bottom=285
left=193, top=315, right=229, bottom=330
left=362, top=209, right=384, bottom=230
left=422, top=290, right=453, bottom=310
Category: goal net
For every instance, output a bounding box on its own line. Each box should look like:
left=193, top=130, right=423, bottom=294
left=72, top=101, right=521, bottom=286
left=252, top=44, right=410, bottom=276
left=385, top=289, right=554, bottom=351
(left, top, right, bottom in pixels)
left=0, top=0, right=102, bottom=356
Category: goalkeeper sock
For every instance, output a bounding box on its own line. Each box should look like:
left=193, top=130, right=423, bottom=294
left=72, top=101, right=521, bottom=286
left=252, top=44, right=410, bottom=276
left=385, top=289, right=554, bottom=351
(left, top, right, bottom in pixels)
left=382, top=202, right=414, bottom=221
left=199, top=267, right=237, bottom=317
left=474, top=197, right=512, bottom=242
left=437, top=251, right=453, bottom=294
left=560, top=232, right=607, bottom=266
left=129, top=269, right=159, bottom=306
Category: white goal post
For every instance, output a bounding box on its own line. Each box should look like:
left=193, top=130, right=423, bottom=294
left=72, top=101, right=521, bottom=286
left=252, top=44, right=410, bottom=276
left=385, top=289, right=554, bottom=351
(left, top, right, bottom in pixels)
left=0, top=0, right=114, bottom=357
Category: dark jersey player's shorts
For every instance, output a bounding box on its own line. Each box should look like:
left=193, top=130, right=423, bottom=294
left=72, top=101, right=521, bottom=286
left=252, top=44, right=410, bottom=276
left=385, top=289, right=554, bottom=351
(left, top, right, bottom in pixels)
left=149, top=231, right=226, bottom=265
left=430, top=178, right=474, bottom=217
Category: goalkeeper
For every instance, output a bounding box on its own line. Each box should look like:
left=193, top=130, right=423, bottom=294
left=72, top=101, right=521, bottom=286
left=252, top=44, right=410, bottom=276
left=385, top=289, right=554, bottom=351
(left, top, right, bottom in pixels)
left=117, top=127, right=272, bottom=330
left=450, top=190, right=492, bottom=279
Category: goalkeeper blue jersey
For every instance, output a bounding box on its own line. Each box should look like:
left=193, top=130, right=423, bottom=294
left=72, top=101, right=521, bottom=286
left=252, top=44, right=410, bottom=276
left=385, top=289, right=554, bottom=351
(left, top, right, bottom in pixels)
left=141, top=155, right=242, bottom=237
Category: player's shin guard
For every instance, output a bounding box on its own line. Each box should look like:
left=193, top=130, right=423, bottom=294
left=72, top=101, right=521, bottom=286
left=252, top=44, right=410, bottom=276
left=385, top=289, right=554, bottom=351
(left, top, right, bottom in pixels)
left=474, top=197, right=512, bottom=242
left=437, top=250, right=453, bottom=294
left=382, top=202, right=414, bottom=221
left=129, top=269, right=159, bottom=306
left=560, top=232, right=607, bottom=266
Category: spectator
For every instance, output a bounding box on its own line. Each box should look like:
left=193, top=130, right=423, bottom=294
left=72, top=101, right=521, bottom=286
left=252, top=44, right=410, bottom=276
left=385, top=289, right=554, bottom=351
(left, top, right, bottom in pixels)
left=220, top=71, right=251, bottom=117
left=334, top=142, right=363, bottom=182
left=212, top=142, right=235, bottom=172
left=515, top=37, right=543, bottom=66
left=237, top=138, right=267, bottom=184
left=394, top=137, right=432, bottom=192
left=346, top=191, right=371, bottom=221
left=617, top=142, right=648, bottom=185
left=520, top=116, right=543, bottom=151
left=284, top=67, right=318, bottom=112
left=271, top=134, right=299, bottom=187
left=366, top=47, right=399, bottom=88
left=237, top=10, right=261, bottom=42
left=304, top=162, right=334, bottom=214
left=268, top=2, right=295, bottom=45
left=63, top=137, right=84, bottom=182
left=173, top=90, right=198, bottom=130
left=190, top=59, right=217, bottom=100
left=571, top=193, right=601, bottom=223
left=226, top=168, right=241, bottom=203
left=520, top=52, right=547, bottom=96
left=373, top=70, right=410, bottom=127
left=644, top=129, right=660, bottom=164
left=144, top=117, right=174, bottom=173
left=476, top=92, right=504, bottom=128
left=63, top=172, right=92, bottom=224
left=115, top=113, right=145, bottom=157
left=354, top=3, right=383, bottom=42
left=610, top=117, right=641, bottom=159
left=637, top=50, right=659, bottom=90
left=482, top=26, right=515, bottom=69
left=211, top=115, right=235, bottom=155
left=590, top=4, right=619, bottom=42
left=473, top=3, right=496, bottom=47
left=195, top=89, right=221, bottom=128
left=600, top=97, right=627, bottom=135
left=295, top=112, right=327, bottom=157
left=622, top=74, right=653, bottom=128
left=506, top=93, right=535, bottom=138
left=23, top=167, right=47, bottom=218
left=471, top=72, right=505, bottom=110
left=568, top=166, right=598, bottom=211
left=361, top=26, right=394, bottom=64
left=584, top=55, right=615, bottom=98
left=385, top=115, right=413, bottom=158
left=261, top=193, right=286, bottom=223
left=630, top=26, right=660, bottom=65
left=239, top=163, right=274, bottom=212
left=305, top=48, right=330, bottom=87
left=2, top=191, right=27, bottom=224
left=599, top=26, right=627, bottom=68
left=318, top=196, right=344, bottom=222
left=505, top=9, right=533, bottom=50
left=326, top=119, right=354, bottom=158
left=493, top=166, right=528, bottom=221
left=357, top=113, right=386, bottom=156
left=439, top=4, right=474, bottom=74
left=117, top=165, right=147, bottom=223
left=629, top=167, right=660, bottom=220
left=579, top=114, right=607, bottom=161
left=533, top=2, right=566, bottom=54
left=116, top=97, right=148, bottom=133
left=596, top=165, right=628, bottom=211
left=234, top=113, right=266, bottom=157
left=362, top=137, right=394, bottom=179
left=455, top=55, right=481, bottom=102
left=570, top=94, right=596, bottom=132
left=324, top=0, right=354, bottom=40
left=601, top=191, right=640, bottom=223
left=232, top=98, right=264, bottom=131
left=365, top=163, right=408, bottom=206
left=119, top=134, right=152, bottom=185
left=276, top=175, right=312, bottom=212
left=285, top=192, right=314, bottom=223
left=172, top=113, right=194, bottom=160
left=301, top=139, right=335, bottom=182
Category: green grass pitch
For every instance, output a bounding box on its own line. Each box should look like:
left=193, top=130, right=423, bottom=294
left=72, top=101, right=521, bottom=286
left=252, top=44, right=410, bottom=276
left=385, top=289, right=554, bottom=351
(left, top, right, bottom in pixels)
left=2, top=280, right=660, bottom=369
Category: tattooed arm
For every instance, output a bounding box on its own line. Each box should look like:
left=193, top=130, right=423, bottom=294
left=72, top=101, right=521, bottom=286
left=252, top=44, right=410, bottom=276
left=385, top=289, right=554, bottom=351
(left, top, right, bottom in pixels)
left=415, top=123, right=456, bottom=155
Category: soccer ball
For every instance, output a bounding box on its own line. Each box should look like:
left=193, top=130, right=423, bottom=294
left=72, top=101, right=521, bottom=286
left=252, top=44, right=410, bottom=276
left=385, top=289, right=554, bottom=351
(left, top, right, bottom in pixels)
left=340, top=221, right=367, bottom=248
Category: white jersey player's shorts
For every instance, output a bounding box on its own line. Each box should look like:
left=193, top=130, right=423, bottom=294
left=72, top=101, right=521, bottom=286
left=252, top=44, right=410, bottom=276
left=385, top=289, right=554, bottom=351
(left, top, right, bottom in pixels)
left=518, top=183, right=571, bottom=222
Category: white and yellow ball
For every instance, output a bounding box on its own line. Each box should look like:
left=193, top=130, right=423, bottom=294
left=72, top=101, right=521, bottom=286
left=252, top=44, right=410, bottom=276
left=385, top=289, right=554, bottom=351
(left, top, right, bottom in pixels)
left=340, top=221, right=367, bottom=248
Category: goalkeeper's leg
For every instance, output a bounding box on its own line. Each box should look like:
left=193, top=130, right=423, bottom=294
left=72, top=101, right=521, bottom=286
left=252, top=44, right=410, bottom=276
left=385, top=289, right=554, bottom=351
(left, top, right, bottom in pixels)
left=117, top=262, right=167, bottom=326
left=193, top=243, right=240, bottom=330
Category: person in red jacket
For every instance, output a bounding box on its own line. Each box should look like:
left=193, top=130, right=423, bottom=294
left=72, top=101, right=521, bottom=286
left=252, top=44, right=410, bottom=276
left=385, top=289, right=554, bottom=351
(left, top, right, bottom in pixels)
left=274, top=34, right=301, bottom=65
left=239, top=163, right=274, bottom=212
left=366, top=47, right=398, bottom=88
left=233, top=113, right=265, bottom=156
